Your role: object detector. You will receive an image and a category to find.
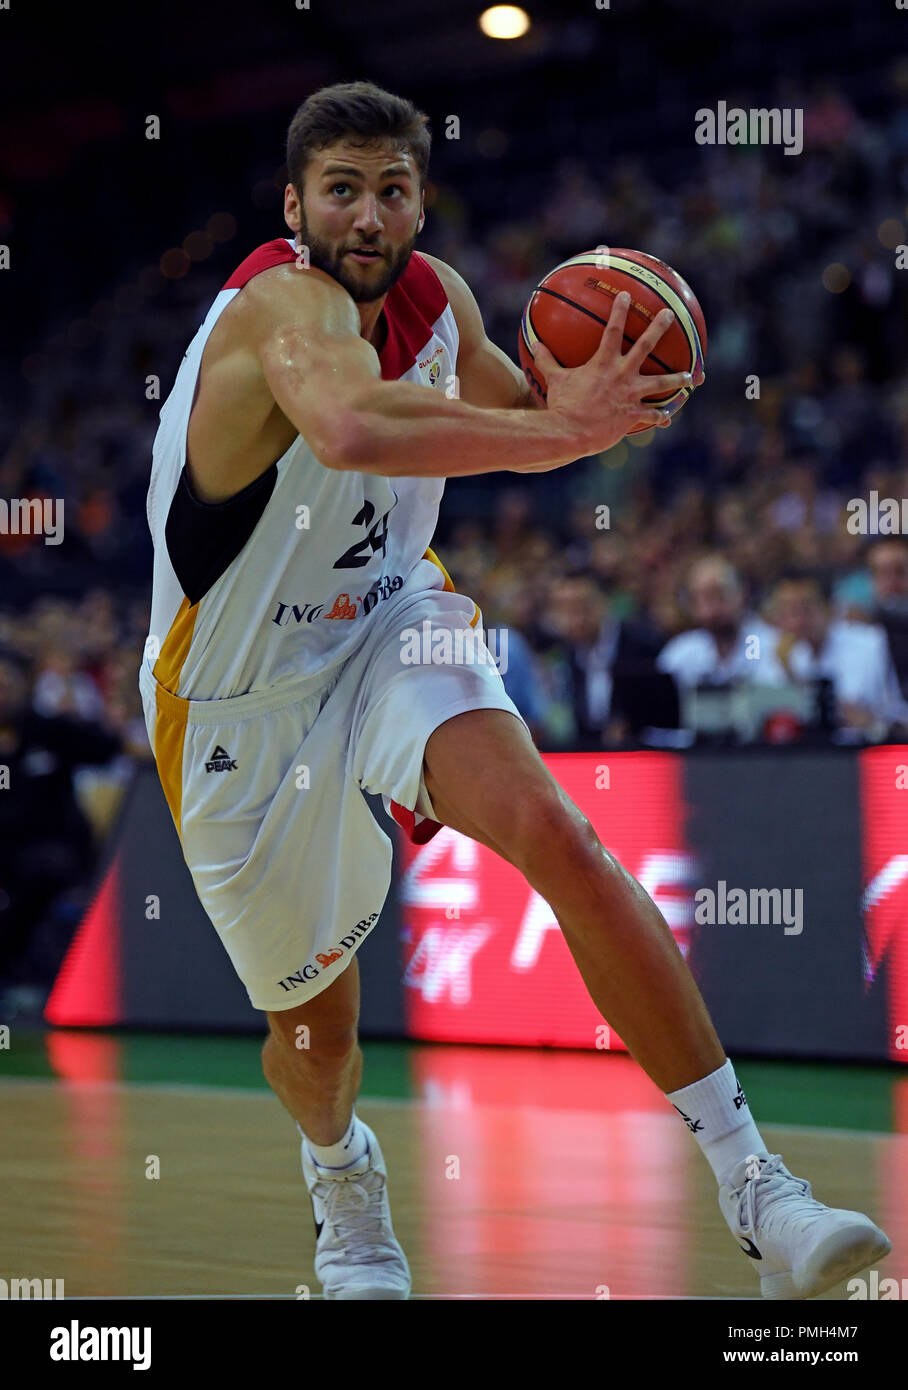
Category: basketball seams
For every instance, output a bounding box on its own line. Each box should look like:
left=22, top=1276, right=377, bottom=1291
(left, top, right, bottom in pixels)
left=528, top=287, right=674, bottom=375
left=536, top=250, right=705, bottom=373
left=607, top=255, right=702, bottom=370
left=522, top=290, right=687, bottom=406
left=518, top=247, right=705, bottom=413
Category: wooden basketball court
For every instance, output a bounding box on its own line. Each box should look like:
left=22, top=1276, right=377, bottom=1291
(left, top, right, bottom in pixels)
left=1, top=1038, right=905, bottom=1299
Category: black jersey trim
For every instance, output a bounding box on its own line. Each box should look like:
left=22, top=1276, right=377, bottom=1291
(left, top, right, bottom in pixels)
left=164, top=463, right=278, bottom=605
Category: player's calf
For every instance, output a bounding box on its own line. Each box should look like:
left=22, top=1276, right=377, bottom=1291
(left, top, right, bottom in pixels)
left=262, top=973, right=410, bottom=1299
left=263, top=962, right=362, bottom=1146
left=262, top=1026, right=362, bottom=1141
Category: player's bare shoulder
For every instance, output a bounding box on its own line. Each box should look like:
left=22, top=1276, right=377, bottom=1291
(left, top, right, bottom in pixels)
left=186, top=260, right=370, bottom=503
left=417, top=252, right=468, bottom=306
left=416, top=250, right=461, bottom=292
left=236, top=258, right=362, bottom=348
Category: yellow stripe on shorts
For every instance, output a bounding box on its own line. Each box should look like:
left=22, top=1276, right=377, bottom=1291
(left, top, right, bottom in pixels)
left=423, top=546, right=480, bottom=628
left=151, top=595, right=199, bottom=839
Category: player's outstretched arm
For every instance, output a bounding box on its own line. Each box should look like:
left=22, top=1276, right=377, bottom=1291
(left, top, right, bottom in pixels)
left=252, top=262, right=587, bottom=477
left=252, top=263, right=683, bottom=478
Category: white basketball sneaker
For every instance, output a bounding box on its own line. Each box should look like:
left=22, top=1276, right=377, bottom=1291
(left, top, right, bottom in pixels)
left=719, top=1153, right=891, bottom=1299
left=301, top=1120, right=411, bottom=1300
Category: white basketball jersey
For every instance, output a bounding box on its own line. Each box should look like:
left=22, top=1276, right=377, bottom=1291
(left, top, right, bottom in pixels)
left=143, top=238, right=460, bottom=700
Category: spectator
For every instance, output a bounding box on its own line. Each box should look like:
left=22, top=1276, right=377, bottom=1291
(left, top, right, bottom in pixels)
left=440, top=548, right=550, bottom=742
left=32, top=645, right=108, bottom=721
left=768, top=573, right=908, bottom=737
left=538, top=568, right=664, bottom=748
left=867, top=538, right=908, bottom=705
left=0, top=646, right=122, bottom=1004
left=656, top=556, right=789, bottom=689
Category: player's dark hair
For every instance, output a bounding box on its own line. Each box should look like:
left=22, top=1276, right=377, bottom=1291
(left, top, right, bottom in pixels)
left=286, top=81, right=432, bottom=195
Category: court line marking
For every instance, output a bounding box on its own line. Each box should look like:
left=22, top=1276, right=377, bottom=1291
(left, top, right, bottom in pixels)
left=0, top=1076, right=902, bottom=1142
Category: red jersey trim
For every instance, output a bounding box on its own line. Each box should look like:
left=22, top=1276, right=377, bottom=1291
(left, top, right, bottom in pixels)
left=221, top=237, right=297, bottom=288
left=220, top=239, right=449, bottom=379
left=377, top=252, right=448, bottom=380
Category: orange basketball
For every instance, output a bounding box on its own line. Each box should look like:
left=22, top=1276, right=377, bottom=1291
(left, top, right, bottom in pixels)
left=518, top=248, right=707, bottom=431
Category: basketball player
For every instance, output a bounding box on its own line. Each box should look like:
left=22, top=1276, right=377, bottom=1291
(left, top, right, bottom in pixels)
left=141, top=81, right=890, bottom=1299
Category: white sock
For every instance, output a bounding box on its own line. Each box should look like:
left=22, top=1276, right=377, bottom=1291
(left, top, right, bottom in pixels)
left=666, top=1059, right=770, bottom=1186
left=298, top=1111, right=368, bottom=1172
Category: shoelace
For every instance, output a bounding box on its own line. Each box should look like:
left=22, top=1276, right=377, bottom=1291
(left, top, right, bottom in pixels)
left=733, top=1154, right=827, bottom=1242
left=314, top=1170, right=397, bottom=1263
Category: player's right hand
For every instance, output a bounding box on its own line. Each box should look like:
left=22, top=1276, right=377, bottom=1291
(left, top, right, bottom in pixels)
left=530, top=291, right=693, bottom=455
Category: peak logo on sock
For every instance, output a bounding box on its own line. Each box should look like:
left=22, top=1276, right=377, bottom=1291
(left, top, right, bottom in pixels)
left=733, top=1082, right=748, bottom=1111
left=672, top=1104, right=704, bottom=1134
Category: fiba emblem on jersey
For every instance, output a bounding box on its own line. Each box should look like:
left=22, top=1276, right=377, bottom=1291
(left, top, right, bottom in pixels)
left=418, top=343, right=445, bottom=386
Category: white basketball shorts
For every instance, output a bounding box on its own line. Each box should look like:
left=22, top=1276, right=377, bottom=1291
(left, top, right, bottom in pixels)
left=138, top=563, right=528, bottom=1011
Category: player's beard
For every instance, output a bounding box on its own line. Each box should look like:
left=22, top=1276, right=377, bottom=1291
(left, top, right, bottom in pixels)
left=295, top=210, right=419, bottom=303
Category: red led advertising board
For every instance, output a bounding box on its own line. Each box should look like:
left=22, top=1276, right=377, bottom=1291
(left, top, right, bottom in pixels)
left=859, top=746, right=908, bottom=1063
left=46, top=753, right=908, bottom=1063
left=399, top=752, right=693, bottom=1047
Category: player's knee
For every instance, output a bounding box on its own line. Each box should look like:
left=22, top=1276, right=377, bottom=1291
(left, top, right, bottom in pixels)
left=266, top=1009, right=358, bottom=1065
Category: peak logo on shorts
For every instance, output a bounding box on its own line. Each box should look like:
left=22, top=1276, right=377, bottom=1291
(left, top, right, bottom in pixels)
left=276, top=912, right=380, bottom=993
left=205, top=745, right=237, bottom=773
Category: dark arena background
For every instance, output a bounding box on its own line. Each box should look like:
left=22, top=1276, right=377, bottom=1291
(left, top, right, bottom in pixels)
left=1, top=0, right=907, bottom=1353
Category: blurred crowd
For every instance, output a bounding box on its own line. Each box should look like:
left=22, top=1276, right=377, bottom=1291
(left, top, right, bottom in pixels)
left=1, top=65, right=907, bottom=999
left=452, top=506, right=908, bottom=750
